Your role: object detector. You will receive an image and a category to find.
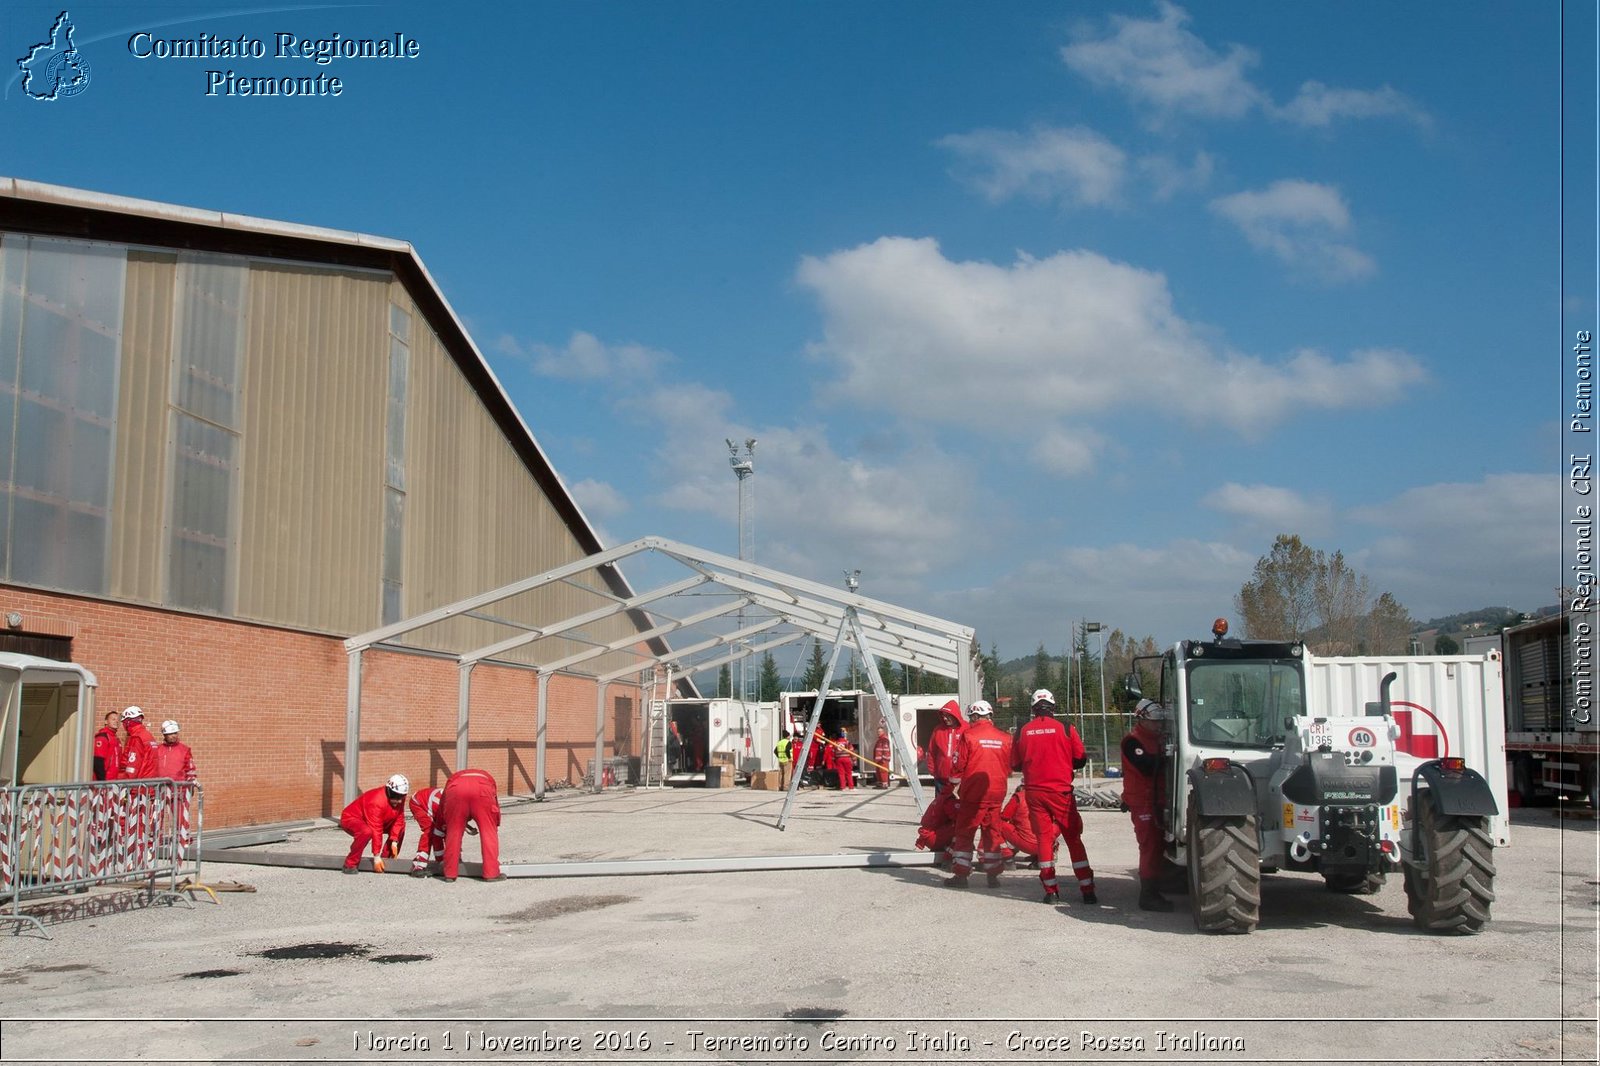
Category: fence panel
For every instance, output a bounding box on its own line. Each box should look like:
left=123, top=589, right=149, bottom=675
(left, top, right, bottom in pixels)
left=1, top=780, right=199, bottom=937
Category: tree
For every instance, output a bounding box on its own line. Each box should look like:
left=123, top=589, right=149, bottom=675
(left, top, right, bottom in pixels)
left=875, top=657, right=904, bottom=695
left=718, top=663, right=730, bottom=698
left=759, top=652, right=782, bottom=702
left=1434, top=634, right=1460, bottom=655
left=802, top=641, right=827, bottom=690
left=1236, top=534, right=1320, bottom=640
left=1362, top=592, right=1416, bottom=655
left=1237, top=534, right=1418, bottom=656
left=1032, top=643, right=1052, bottom=696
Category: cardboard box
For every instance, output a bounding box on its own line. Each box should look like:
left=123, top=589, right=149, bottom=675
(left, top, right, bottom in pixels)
left=748, top=769, right=780, bottom=791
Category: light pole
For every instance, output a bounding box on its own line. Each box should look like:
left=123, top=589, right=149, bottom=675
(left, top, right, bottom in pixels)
left=1085, top=621, right=1109, bottom=771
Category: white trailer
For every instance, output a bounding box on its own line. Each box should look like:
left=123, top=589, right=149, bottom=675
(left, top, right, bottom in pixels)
left=889, top=693, right=959, bottom=781
left=665, top=698, right=778, bottom=783
left=1306, top=652, right=1510, bottom=846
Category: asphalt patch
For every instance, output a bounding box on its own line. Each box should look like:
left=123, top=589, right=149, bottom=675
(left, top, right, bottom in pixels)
left=252, top=942, right=372, bottom=961
left=784, top=1007, right=848, bottom=1022
left=183, top=969, right=244, bottom=980
left=497, top=894, right=635, bottom=923
left=369, top=954, right=432, bottom=964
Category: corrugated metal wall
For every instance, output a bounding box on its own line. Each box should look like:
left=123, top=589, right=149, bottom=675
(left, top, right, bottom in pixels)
left=109, top=250, right=175, bottom=604
left=236, top=262, right=389, bottom=633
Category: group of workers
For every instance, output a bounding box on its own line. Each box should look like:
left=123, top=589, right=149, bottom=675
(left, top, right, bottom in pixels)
left=913, top=688, right=1176, bottom=912
left=340, top=767, right=503, bottom=882
left=777, top=722, right=897, bottom=790
left=92, top=705, right=199, bottom=852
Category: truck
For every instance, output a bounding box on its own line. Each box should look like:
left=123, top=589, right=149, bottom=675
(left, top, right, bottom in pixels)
left=1129, top=621, right=1504, bottom=935
left=1499, top=612, right=1600, bottom=808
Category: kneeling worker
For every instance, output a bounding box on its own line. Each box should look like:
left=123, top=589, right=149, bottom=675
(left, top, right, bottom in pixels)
left=341, top=774, right=409, bottom=874
left=440, top=767, right=503, bottom=882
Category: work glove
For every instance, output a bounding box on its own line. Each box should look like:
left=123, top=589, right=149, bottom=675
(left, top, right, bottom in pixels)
left=385, top=840, right=400, bottom=858
left=372, top=857, right=386, bottom=874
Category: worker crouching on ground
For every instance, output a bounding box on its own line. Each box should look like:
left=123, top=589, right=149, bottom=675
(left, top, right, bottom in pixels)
left=341, top=774, right=408, bottom=874
left=1013, top=689, right=1097, bottom=906
left=1124, top=700, right=1174, bottom=911
left=913, top=700, right=965, bottom=862
left=408, top=783, right=445, bottom=876
left=440, top=767, right=503, bottom=882
left=944, top=701, right=1012, bottom=889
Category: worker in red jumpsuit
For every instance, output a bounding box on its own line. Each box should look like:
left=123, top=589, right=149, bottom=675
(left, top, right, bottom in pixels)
left=440, top=767, right=503, bottom=882
left=407, top=784, right=445, bottom=876
left=829, top=731, right=857, bottom=790
left=340, top=774, right=408, bottom=874
left=1012, top=689, right=1097, bottom=906
left=944, top=701, right=1013, bottom=889
left=118, top=706, right=159, bottom=780
left=151, top=720, right=198, bottom=855
left=803, top=728, right=825, bottom=787
left=93, top=711, right=121, bottom=781
left=1124, top=699, right=1173, bottom=911
left=872, top=724, right=893, bottom=789
left=913, top=701, right=965, bottom=861
left=999, top=786, right=1039, bottom=863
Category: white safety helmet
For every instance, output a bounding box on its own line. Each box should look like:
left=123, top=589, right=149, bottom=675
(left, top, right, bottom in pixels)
left=384, top=773, right=410, bottom=796
left=1031, top=689, right=1055, bottom=707
left=160, top=719, right=181, bottom=735
left=120, top=705, right=144, bottom=721
left=1134, top=698, right=1165, bottom=721
left=967, top=700, right=994, bottom=718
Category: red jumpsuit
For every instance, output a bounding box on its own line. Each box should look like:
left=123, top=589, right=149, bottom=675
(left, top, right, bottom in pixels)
left=408, top=786, right=445, bottom=872
left=830, top=738, right=856, bottom=789
left=1121, top=723, right=1165, bottom=879
left=118, top=720, right=161, bottom=869
left=999, top=788, right=1039, bottom=857
left=93, top=725, right=121, bottom=781
left=340, top=787, right=406, bottom=870
left=441, top=768, right=501, bottom=880
left=151, top=739, right=198, bottom=852
left=948, top=718, right=1013, bottom=879
left=1013, top=714, right=1095, bottom=901
left=873, top=733, right=892, bottom=788
left=914, top=706, right=965, bottom=858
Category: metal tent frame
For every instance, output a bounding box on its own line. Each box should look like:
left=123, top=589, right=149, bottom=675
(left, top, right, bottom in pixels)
left=342, top=536, right=980, bottom=816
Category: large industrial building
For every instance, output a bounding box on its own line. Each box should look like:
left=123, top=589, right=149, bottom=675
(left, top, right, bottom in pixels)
left=0, top=178, right=667, bottom=828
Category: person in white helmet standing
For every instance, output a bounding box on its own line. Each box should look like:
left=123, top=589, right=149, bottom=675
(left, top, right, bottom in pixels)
left=118, top=706, right=159, bottom=780
left=152, top=720, right=198, bottom=857
left=339, top=774, right=409, bottom=874
left=1011, top=689, right=1097, bottom=906
left=943, top=700, right=1013, bottom=889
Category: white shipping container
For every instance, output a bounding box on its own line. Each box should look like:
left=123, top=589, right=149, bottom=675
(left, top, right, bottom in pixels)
left=1306, top=652, right=1509, bottom=845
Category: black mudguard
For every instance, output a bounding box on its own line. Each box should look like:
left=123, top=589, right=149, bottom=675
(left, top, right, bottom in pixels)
left=1187, top=762, right=1256, bottom=817
left=1414, top=761, right=1499, bottom=817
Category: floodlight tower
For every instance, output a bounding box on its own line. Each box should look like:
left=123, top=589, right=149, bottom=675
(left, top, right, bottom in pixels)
left=727, top=438, right=757, bottom=702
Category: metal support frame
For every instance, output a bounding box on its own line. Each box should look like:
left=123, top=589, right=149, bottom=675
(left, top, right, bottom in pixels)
left=777, top=616, right=852, bottom=830
left=848, top=610, right=926, bottom=811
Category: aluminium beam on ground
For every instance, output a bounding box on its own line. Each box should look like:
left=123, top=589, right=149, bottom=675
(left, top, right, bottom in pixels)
left=202, top=850, right=936, bottom=878
left=848, top=608, right=927, bottom=812
left=777, top=614, right=852, bottom=831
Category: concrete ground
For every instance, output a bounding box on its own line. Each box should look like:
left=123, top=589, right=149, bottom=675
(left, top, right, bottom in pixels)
left=1, top=781, right=1595, bottom=1065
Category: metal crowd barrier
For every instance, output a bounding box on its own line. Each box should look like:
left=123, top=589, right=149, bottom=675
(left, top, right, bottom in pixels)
left=0, top=779, right=202, bottom=938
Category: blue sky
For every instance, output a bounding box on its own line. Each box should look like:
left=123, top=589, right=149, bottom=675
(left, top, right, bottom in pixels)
left=3, top=1, right=1592, bottom=662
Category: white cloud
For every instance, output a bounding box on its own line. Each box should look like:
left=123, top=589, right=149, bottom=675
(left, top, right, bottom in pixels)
left=1350, top=473, right=1560, bottom=616
left=505, top=330, right=670, bottom=382
left=1210, top=180, right=1376, bottom=282
left=1139, top=150, right=1215, bottom=200
left=795, top=236, right=1423, bottom=460
left=1276, top=81, right=1430, bottom=129
left=938, top=126, right=1127, bottom=207
left=944, top=538, right=1259, bottom=652
left=1203, top=482, right=1333, bottom=537
left=568, top=478, right=629, bottom=520
left=1061, top=1, right=1264, bottom=123
left=1061, top=3, right=1430, bottom=131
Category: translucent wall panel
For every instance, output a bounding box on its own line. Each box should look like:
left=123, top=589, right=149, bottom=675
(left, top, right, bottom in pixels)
left=0, top=234, right=126, bottom=594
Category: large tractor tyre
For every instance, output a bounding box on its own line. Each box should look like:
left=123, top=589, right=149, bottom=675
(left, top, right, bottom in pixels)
left=1323, top=870, right=1386, bottom=895
left=1404, top=794, right=1495, bottom=934
left=1187, top=809, right=1261, bottom=934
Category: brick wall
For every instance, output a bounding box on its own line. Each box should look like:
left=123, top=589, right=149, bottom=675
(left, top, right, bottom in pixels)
left=0, top=586, right=641, bottom=828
